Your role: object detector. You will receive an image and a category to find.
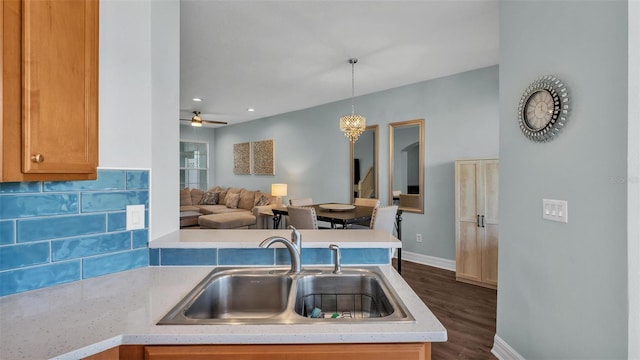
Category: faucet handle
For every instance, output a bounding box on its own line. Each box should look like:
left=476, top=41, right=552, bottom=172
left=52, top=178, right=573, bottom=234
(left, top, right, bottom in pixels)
left=290, top=225, right=301, bottom=250
left=329, top=244, right=342, bottom=274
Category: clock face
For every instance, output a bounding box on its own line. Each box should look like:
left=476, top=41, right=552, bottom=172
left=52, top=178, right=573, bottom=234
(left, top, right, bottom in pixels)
left=517, top=75, right=570, bottom=142
left=524, top=90, right=554, bottom=130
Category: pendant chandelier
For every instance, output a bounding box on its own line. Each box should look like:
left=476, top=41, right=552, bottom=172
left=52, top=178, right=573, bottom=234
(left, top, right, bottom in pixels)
left=339, top=58, right=366, bottom=143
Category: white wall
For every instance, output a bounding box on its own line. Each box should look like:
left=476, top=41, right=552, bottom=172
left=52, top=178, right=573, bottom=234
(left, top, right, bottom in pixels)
left=497, top=1, right=628, bottom=358
left=213, top=65, right=498, bottom=261
left=628, top=1, right=640, bottom=357
left=150, top=0, right=180, bottom=239
left=99, top=0, right=152, bottom=169
left=99, top=0, right=180, bottom=240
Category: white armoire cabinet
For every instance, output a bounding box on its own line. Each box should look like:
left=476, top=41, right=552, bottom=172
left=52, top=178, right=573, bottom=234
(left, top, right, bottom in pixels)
left=455, top=159, right=499, bottom=289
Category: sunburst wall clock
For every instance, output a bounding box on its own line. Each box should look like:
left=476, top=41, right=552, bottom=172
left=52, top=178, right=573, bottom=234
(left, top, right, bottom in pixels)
left=518, top=75, right=570, bottom=142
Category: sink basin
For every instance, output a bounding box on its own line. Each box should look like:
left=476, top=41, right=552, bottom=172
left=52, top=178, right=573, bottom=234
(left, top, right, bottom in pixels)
left=294, top=273, right=399, bottom=319
left=158, top=267, right=413, bottom=325
left=185, top=274, right=292, bottom=319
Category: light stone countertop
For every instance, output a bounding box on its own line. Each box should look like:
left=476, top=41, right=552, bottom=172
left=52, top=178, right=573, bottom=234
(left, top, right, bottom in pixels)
left=0, top=264, right=447, bottom=360
left=150, top=229, right=403, bottom=249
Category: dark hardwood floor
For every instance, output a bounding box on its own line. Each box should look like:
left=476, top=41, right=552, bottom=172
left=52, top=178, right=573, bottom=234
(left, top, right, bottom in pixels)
left=394, top=259, right=498, bottom=360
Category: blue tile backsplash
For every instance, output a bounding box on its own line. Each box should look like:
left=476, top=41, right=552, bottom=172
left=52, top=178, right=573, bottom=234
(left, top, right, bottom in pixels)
left=0, top=168, right=392, bottom=297
left=0, top=169, right=149, bottom=297
left=153, top=247, right=391, bottom=268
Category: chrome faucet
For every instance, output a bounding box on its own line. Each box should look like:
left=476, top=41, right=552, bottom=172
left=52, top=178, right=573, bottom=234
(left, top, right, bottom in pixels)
left=329, top=244, right=342, bottom=274
left=290, top=225, right=301, bottom=251
left=259, top=226, right=302, bottom=274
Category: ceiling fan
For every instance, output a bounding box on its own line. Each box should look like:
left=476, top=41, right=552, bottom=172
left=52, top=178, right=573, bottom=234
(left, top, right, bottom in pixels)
left=180, top=111, right=228, bottom=127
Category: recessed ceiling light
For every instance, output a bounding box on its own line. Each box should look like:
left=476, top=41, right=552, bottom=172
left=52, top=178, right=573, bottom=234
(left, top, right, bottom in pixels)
left=192, top=98, right=202, bottom=102
left=247, top=108, right=255, bottom=112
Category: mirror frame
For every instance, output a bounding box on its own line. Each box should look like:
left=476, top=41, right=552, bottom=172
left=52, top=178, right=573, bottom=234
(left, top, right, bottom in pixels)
left=389, top=119, right=424, bottom=213
left=350, top=125, right=379, bottom=203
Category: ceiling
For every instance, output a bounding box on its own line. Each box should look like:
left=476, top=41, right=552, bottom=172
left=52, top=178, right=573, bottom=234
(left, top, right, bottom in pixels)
left=180, top=0, right=499, bottom=127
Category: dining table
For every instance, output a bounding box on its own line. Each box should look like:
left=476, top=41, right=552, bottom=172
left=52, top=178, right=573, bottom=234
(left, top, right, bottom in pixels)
left=270, top=203, right=404, bottom=273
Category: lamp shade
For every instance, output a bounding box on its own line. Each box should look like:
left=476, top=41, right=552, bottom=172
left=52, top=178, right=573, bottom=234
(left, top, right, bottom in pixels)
left=271, top=183, right=288, bottom=197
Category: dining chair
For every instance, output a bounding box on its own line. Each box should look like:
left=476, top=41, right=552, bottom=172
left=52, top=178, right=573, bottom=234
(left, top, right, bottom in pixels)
left=354, top=197, right=380, bottom=207
left=287, top=206, right=318, bottom=229
left=289, top=198, right=313, bottom=206
left=341, top=197, right=380, bottom=229
left=370, top=205, right=398, bottom=235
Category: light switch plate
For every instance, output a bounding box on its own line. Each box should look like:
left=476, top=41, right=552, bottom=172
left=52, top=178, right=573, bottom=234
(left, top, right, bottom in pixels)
left=542, top=199, right=568, bottom=223
left=126, top=204, right=146, bottom=230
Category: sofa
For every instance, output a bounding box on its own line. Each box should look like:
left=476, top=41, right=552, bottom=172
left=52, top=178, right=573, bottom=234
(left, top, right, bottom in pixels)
left=180, top=186, right=277, bottom=229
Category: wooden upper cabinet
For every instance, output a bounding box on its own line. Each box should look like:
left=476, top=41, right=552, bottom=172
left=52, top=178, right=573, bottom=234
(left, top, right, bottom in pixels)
left=1, top=0, right=99, bottom=182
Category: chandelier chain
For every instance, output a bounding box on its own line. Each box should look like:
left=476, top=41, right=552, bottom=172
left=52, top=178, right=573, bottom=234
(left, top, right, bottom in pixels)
left=351, top=59, right=356, bottom=115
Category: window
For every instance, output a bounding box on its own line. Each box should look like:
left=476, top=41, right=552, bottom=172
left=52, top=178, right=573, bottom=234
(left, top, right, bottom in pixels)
left=180, top=141, right=208, bottom=190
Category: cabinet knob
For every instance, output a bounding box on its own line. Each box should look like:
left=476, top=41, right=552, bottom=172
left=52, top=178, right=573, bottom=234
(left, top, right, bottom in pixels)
left=30, top=154, right=45, bottom=163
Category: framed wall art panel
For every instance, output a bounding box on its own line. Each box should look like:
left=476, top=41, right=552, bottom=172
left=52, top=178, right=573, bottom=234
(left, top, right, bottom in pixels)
left=253, top=140, right=275, bottom=175
left=233, top=142, right=251, bottom=175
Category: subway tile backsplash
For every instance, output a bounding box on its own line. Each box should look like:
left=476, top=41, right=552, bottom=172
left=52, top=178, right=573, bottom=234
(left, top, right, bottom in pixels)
left=152, top=247, right=391, bottom=267
left=0, top=169, right=149, bottom=297
left=0, top=168, right=392, bottom=296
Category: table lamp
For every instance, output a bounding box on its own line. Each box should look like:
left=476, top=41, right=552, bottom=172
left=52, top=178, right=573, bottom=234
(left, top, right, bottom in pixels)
left=271, top=183, right=287, bottom=205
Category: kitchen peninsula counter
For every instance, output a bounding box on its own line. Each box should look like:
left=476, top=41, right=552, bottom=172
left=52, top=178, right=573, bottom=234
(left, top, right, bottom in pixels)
left=0, top=230, right=445, bottom=359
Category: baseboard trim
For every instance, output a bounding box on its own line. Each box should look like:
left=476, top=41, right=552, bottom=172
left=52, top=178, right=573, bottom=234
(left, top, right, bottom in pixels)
left=491, top=335, right=526, bottom=360
left=399, top=251, right=456, bottom=272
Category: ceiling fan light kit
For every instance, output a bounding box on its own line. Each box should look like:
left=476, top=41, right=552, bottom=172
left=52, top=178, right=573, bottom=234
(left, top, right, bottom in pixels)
left=180, top=111, right=228, bottom=127
left=191, top=111, right=203, bottom=127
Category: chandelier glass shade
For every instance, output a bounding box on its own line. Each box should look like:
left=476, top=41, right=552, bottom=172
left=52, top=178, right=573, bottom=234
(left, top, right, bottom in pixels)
left=340, top=58, right=366, bottom=142
left=340, top=114, right=366, bottom=142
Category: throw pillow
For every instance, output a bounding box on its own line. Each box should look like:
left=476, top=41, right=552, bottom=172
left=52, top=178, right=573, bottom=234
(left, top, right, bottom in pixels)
left=180, top=188, right=192, bottom=206
left=255, top=194, right=270, bottom=206
left=190, top=188, right=205, bottom=205
left=225, top=192, right=241, bottom=209
left=199, top=191, right=219, bottom=205
left=218, top=189, right=228, bottom=205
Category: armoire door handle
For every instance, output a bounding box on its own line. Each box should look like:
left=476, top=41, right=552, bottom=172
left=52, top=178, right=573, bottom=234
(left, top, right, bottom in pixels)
left=481, top=215, right=485, bottom=228
left=477, top=215, right=480, bottom=227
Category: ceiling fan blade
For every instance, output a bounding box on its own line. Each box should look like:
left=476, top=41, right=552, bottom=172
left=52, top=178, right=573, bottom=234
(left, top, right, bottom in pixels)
left=179, top=119, right=228, bottom=126
left=202, top=119, right=228, bottom=125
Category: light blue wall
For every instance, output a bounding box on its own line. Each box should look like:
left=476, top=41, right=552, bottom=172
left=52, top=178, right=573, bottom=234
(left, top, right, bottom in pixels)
left=497, top=1, right=628, bottom=358
left=214, top=65, right=499, bottom=261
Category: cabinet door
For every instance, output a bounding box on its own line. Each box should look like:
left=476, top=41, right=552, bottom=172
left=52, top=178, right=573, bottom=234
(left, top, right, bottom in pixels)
left=145, top=344, right=430, bottom=360
left=455, top=159, right=499, bottom=288
left=1, top=0, right=98, bottom=181
left=481, top=160, right=499, bottom=286
left=455, top=161, right=482, bottom=282
left=21, top=0, right=99, bottom=175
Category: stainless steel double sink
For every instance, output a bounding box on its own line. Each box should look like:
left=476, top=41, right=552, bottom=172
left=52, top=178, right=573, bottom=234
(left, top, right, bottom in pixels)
left=158, top=267, right=414, bottom=325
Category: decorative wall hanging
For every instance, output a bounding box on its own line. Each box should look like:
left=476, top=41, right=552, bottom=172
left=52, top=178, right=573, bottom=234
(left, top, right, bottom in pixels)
left=253, top=139, right=275, bottom=175
left=233, top=142, right=251, bottom=175
left=518, top=75, right=570, bottom=142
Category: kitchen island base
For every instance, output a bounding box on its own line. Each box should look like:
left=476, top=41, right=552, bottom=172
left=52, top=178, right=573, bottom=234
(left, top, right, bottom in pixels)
left=85, top=343, right=431, bottom=360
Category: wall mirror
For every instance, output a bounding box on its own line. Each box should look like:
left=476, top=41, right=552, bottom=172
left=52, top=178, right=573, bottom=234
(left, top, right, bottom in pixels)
left=389, top=119, right=424, bottom=213
left=350, top=125, right=378, bottom=203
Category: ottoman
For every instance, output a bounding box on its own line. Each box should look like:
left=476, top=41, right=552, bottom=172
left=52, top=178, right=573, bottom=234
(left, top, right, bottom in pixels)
left=198, top=212, right=256, bottom=229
